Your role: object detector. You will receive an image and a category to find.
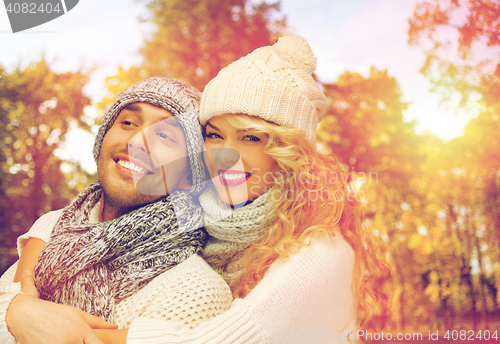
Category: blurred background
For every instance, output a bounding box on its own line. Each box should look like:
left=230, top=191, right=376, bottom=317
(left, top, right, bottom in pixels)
left=1, top=0, right=499, bottom=334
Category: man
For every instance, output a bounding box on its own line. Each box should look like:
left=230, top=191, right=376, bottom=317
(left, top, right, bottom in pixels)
left=0, top=77, right=231, bottom=344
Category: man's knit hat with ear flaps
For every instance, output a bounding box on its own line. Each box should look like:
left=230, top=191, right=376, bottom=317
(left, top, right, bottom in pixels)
left=199, top=35, right=328, bottom=146
left=92, top=77, right=205, bottom=194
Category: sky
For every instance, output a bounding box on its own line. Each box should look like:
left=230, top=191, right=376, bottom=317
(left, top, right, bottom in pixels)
left=0, top=0, right=479, bottom=173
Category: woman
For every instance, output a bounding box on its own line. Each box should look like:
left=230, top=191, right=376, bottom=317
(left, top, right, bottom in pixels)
left=193, top=35, right=390, bottom=342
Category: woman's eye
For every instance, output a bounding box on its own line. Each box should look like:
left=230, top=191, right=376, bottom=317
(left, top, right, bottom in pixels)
left=206, top=132, right=222, bottom=139
left=244, top=135, right=260, bottom=142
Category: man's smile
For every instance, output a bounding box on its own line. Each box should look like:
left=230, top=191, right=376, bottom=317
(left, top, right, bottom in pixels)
left=114, top=155, right=153, bottom=176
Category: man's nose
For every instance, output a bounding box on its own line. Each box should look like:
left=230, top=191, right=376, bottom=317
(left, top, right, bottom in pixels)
left=128, top=130, right=147, bottom=153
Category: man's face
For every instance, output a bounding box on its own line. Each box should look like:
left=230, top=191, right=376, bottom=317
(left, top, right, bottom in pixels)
left=97, top=102, right=191, bottom=212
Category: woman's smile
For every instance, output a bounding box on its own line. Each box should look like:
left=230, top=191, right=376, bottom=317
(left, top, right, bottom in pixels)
left=218, top=169, right=252, bottom=187
left=204, top=114, right=276, bottom=205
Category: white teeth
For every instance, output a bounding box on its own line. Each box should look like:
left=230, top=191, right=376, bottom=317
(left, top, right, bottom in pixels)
left=220, top=173, right=247, bottom=180
left=118, top=159, right=146, bottom=174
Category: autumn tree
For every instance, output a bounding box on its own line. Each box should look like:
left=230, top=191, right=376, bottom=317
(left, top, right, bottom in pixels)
left=0, top=59, right=93, bottom=274
left=408, top=0, right=500, bottom=108
left=99, top=0, right=286, bottom=109
left=414, top=110, right=500, bottom=330
left=318, top=68, right=419, bottom=175
left=409, top=0, right=500, bottom=329
left=317, top=68, right=433, bottom=331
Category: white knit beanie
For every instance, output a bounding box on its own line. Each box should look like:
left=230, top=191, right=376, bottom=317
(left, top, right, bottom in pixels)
left=199, top=35, right=327, bottom=146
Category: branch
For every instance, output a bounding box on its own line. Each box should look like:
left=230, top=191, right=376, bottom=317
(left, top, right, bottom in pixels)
left=476, top=0, right=499, bottom=14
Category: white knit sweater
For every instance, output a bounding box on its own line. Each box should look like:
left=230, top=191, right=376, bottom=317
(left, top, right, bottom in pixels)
left=0, top=211, right=360, bottom=343
left=0, top=210, right=232, bottom=343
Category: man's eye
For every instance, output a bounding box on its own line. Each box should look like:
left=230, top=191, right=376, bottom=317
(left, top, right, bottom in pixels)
left=157, top=132, right=173, bottom=141
left=122, top=121, right=136, bottom=127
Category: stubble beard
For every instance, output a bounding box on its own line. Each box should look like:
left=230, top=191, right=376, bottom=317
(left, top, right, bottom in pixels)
left=97, top=157, right=164, bottom=220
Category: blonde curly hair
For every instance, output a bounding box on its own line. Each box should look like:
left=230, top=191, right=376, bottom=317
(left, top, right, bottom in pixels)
left=206, top=114, right=391, bottom=336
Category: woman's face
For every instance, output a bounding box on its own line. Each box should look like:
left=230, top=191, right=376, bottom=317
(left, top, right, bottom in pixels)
left=203, top=114, right=276, bottom=206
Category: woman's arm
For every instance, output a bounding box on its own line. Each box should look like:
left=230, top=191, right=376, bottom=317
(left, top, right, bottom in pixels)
left=13, top=238, right=46, bottom=282
left=1, top=210, right=61, bottom=292
left=113, top=254, right=232, bottom=329
left=0, top=209, right=62, bottom=342
left=93, top=329, right=128, bottom=344
left=125, top=231, right=359, bottom=344
left=3, top=231, right=357, bottom=344
left=2, top=269, right=118, bottom=344
left=11, top=209, right=63, bottom=284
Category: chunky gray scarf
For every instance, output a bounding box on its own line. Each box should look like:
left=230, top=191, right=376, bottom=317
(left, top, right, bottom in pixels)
left=200, top=186, right=274, bottom=287
left=34, top=181, right=204, bottom=322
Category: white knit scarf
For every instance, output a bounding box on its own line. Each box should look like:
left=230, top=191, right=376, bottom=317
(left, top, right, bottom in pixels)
left=34, top=181, right=204, bottom=322
left=200, top=185, right=275, bottom=287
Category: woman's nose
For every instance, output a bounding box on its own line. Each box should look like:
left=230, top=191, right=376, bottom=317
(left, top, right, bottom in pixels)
left=211, top=146, right=240, bottom=170
left=220, top=147, right=240, bottom=168
left=209, top=142, right=240, bottom=170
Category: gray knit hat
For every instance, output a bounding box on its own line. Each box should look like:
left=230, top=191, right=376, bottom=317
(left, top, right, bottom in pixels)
left=93, top=77, right=205, bottom=194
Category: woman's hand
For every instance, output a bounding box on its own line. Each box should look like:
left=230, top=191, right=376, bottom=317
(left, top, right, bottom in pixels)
left=13, top=237, right=46, bottom=282
left=93, top=329, right=129, bottom=344
left=6, top=294, right=117, bottom=344
left=20, top=269, right=39, bottom=298
left=5, top=271, right=118, bottom=344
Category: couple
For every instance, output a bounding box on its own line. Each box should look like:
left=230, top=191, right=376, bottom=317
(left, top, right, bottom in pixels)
left=0, top=35, right=389, bottom=343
